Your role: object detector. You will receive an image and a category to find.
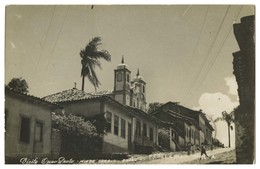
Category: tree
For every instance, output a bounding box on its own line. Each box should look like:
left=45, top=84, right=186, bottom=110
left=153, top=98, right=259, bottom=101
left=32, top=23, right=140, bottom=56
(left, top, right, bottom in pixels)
left=214, top=110, right=235, bottom=148
left=52, top=113, right=103, bottom=158
left=212, top=138, right=224, bottom=148
left=6, top=77, right=29, bottom=94
left=80, top=37, right=111, bottom=91
left=147, top=102, right=163, bottom=114
left=158, top=128, right=170, bottom=151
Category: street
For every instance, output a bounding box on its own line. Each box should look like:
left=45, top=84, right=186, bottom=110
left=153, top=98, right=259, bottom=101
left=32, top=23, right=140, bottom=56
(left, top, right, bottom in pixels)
left=138, top=148, right=235, bottom=164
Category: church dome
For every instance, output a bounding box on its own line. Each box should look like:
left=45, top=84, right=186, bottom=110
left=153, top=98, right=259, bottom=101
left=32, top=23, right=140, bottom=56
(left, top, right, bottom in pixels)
left=132, top=68, right=144, bottom=82
left=117, top=63, right=129, bottom=69
left=117, top=56, right=129, bottom=69
left=133, top=75, right=144, bottom=81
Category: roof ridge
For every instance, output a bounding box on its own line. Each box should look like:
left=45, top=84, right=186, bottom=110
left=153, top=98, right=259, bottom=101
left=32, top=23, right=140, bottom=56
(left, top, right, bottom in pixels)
left=5, top=87, right=62, bottom=108
left=42, top=88, right=95, bottom=103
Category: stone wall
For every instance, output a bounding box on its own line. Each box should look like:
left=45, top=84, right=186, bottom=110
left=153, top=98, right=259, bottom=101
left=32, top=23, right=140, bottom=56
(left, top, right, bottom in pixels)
left=51, top=129, right=61, bottom=159
left=233, top=15, right=255, bottom=164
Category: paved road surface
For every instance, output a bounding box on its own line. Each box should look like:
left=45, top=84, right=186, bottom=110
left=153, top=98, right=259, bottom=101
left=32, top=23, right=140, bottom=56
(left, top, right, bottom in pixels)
left=140, top=148, right=234, bottom=164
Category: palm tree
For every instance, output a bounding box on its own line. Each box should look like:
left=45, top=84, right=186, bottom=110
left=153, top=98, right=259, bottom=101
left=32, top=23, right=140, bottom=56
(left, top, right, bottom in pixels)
left=214, top=110, right=235, bottom=148
left=80, top=37, right=111, bottom=91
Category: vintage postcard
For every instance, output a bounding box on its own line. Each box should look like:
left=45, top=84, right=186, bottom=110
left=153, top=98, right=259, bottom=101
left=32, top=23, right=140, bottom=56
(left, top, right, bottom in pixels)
left=4, top=5, right=255, bottom=164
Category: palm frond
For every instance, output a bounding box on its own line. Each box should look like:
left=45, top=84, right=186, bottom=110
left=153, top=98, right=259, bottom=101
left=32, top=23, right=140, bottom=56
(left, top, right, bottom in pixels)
left=87, top=65, right=101, bottom=88
left=81, top=65, right=90, bottom=77
left=214, top=117, right=223, bottom=123
left=80, top=36, right=111, bottom=90
left=91, top=50, right=111, bottom=61
left=84, top=37, right=102, bottom=53
left=215, top=110, right=235, bottom=124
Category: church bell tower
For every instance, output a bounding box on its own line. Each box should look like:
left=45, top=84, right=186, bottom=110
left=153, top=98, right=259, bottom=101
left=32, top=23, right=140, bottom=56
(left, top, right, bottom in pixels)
left=114, top=56, right=131, bottom=106
left=131, top=68, right=147, bottom=111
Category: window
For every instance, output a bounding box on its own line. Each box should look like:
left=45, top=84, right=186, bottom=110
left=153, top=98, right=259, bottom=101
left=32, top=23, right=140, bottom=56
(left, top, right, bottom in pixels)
left=149, top=127, right=154, bottom=141
left=106, top=112, right=112, bottom=133
left=171, top=130, right=175, bottom=139
left=137, top=98, right=139, bottom=108
left=114, top=115, right=119, bottom=135
left=121, top=119, right=126, bottom=138
left=136, top=120, right=141, bottom=136
left=127, top=74, right=130, bottom=82
left=20, top=117, right=30, bottom=143
left=35, top=121, right=43, bottom=142
left=143, top=123, right=147, bottom=137
left=143, top=85, right=145, bottom=93
left=117, top=73, right=122, bottom=82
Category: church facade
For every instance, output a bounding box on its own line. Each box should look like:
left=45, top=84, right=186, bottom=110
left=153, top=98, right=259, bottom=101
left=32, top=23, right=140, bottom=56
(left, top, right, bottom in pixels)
left=113, top=57, right=147, bottom=111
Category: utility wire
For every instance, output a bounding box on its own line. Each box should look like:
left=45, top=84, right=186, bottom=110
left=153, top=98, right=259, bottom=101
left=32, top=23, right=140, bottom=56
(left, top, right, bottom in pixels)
left=180, top=6, right=209, bottom=100
left=189, top=6, right=209, bottom=66
left=183, top=6, right=243, bottom=104
left=182, top=5, right=231, bottom=103
left=35, top=6, right=56, bottom=71
left=46, top=6, right=70, bottom=70
left=181, top=5, right=231, bottom=104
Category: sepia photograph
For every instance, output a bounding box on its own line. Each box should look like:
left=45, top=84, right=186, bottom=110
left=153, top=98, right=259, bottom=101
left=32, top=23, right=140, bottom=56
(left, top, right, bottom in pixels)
left=4, top=3, right=255, bottom=164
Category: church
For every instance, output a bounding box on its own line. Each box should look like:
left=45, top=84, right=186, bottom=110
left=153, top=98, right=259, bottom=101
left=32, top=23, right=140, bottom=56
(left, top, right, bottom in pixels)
left=43, top=57, right=160, bottom=154
left=113, top=57, right=147, bottom=111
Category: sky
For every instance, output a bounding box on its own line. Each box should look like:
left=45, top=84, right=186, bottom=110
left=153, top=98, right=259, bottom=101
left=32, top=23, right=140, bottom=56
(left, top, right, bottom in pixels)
left=4, top=5, right=255, bottom=147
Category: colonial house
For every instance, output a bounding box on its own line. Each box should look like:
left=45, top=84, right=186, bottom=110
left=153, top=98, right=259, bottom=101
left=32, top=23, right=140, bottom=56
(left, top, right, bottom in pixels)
left=156, top=119, right=184, bottom=151
left=5, top=87, right=61, bottom=163
left=165, top=103, right=214, bottom=146
left=43, top=58, right=159, bottom=154
left=150, top=102, right=214, bottom=150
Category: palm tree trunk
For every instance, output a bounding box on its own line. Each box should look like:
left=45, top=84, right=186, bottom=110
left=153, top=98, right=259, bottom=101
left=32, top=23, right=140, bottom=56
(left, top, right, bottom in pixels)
left=228, top=124, right=231, bottom=148
left=81, top=76, right=85, bottom=91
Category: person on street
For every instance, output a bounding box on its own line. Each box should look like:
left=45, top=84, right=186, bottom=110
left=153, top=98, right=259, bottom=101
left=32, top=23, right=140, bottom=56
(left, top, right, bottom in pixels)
left=200, top=143, right=209, bottom=159
left=187, top=142, right=191, bottom=155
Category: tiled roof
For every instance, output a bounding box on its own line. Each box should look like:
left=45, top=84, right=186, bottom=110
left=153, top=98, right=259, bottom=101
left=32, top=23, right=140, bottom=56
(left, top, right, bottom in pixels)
left=42, top=88, right=160, bottom=123
left=5, top=87, right=62, bottom=108
left=42, top=88, right=113, bottom=103
left=126, top=106, right=160, bottom=124
left=42, top=88, right=94, bottom=103
left=152, top=101, right=213, bottom=131
left=88, top=90, right=113, bottom=96
left=167, top=110, right=201, bottom=130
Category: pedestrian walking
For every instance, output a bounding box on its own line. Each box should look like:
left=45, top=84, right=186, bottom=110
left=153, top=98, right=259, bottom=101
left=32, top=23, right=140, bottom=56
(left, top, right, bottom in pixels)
left=200, top=143, right=209, bottom=159
left=187, top=142, right=191, bottom=155
left=191, top=144, right=195, bottom=154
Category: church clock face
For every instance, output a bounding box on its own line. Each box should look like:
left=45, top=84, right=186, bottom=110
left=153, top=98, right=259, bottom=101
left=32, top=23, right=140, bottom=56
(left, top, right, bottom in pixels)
left=117, top=73, right=122, bottom=82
